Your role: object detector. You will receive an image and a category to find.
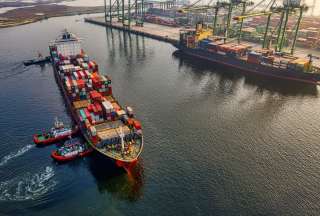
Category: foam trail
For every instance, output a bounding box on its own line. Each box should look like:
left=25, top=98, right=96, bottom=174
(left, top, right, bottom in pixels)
left=0, top=145, right=34, bottom=167
left=0, top=66, right=32, bottom=80
left=0, top=62, right=23, bottom=74
left=0, top=166, right=57, bottom=201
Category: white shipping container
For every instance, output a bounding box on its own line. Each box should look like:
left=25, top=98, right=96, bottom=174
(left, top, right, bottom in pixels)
left=126, top=106, right=134, bottom=116
left=102, top=101, right=113, bottom=113
left=73, top=72, right=78, bottom=80
left=79, top=71, right=85, bottom=78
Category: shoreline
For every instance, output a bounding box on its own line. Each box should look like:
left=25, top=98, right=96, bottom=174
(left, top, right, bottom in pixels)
left=0, top=5, right=104, bottom=28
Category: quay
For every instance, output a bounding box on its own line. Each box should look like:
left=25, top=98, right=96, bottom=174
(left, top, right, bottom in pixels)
left=84, top=16, right=180, bottom=45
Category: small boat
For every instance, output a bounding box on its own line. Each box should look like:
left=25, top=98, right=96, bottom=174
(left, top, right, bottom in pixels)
left=23, top=52, right=51, bottom=66
left=51, top=138, right=93, bottom=162
left=33, top=118, right=78, bottom=145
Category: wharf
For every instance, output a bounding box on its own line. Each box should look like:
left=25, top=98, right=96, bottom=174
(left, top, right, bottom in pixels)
left=85, top=16, right=180, bottom=45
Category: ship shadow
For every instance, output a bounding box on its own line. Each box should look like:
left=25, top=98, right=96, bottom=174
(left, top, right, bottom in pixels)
left=87, top=152, right=144, bottom=202
left=172, top=50, right=319, bottom=97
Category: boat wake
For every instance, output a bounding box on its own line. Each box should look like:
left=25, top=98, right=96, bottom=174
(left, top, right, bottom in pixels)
left=0, top=62, right=24, bottom=74
left=0, top=166, right=57, bottom=201
left=0, top=66, right=32, bottom=80
left=0, top=145, right=34, bottom=167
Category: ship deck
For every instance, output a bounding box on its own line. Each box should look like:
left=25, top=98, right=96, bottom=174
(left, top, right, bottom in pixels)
left=98, top=138, right=143, bottom=161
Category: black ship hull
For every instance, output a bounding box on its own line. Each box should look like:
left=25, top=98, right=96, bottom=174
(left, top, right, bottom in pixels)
left=175, top=45, right=320, bottom=85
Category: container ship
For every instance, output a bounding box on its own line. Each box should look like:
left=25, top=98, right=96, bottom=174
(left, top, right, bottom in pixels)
left=175, top=0, right=320, bottom=85
left=49, top=30, right=143, bottom=165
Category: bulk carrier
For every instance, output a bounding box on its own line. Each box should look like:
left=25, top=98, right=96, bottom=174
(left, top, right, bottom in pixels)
left=175, top=0, right=320, bottom=85
left=49, top=30, right=143, bottom=166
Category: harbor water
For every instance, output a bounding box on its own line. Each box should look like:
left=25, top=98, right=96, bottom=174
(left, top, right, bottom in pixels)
left=0, top=15, right=320, bottom=215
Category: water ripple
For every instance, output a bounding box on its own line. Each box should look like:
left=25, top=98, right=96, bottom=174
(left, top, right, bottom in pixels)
left=0, top=145, right=34, bottom=167
left=0, top=166, right=57, bottom=201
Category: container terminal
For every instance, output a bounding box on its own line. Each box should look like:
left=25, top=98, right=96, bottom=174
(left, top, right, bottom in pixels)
left=86, top=0, right=320, bottom=84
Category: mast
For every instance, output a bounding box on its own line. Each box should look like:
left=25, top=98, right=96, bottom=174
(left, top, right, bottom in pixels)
left=120, top=127, right=125, bottom=154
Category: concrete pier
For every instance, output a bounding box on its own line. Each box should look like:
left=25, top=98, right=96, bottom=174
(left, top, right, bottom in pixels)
left=85, top=16, right=180, bottom=45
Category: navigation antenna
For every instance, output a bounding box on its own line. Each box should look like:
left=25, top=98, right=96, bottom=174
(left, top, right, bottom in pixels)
left=120, top=127, right=125, bottom=154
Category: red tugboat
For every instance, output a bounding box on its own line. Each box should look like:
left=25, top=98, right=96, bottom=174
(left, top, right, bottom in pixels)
left=51, top=138, right=93, bottom=162
left=33, top=118, right=78, bottom=145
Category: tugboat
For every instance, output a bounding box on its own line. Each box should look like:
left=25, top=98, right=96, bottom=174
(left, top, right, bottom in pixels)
left=51, top=138, right=93, bottom=162
left=33, top=118, right=78, bottom=145
left=23, top=52, right=51, bottom=66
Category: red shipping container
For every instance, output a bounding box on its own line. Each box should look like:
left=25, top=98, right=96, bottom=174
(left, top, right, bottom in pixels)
left=133, top=120, right=142, bottom=130
left=76, top=71, right=82, bottom=79
left=84, top=108, right=92, bottom=122
left=77, top=79, right=85, bottom=89
left=89, top=90, right=102, bottom=101
left=92, top=104, right=98, bottom=113
left=127, top=118, right=134, bottom=126
left=94, top=102, right=103, bottom=114
left=84, top=70, right=90, bottom=78
left=87, top=104, right=94, bottom=112
left=108, top=86, right=112, bottom=95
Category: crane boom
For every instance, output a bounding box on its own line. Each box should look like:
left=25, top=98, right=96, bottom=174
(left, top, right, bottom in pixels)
left=233, top=11, right=273, bottom=21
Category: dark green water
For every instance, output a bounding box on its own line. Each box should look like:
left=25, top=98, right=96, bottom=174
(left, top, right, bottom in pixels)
left=0, top=15, right=320, bottom=216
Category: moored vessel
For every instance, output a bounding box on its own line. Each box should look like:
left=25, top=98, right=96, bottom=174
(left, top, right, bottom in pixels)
left=175, top=1, right=320, bottom=85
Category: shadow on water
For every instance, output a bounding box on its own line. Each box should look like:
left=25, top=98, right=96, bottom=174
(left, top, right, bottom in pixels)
left=87, top=152, right=144, bottom=202
left=173, top=50, right=319, bottom=97
left=105, top=27, right=146, bottom=65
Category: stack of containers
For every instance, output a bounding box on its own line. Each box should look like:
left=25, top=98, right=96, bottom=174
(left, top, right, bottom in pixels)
left=247, top=51, right=262, bottom=64
left=89, top=126, right=98, bottom=143
left=89, top=90, right=103, bottom=102
left=92, top=74, right=112, bottom=96
left=88, top=61, right=98, bottom=72
left=102, top=100, right=115, bottom=121
left=86, top=103, right=104, bottom=125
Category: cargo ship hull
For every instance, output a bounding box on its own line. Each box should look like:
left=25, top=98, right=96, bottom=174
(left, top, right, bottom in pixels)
left=49, top=31, right=143, bottom=166
left=175, top=45, right=320, bottom=85
left=51, top=59, right=143, bottom=165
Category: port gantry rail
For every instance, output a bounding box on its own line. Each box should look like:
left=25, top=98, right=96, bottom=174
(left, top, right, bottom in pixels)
left=103, top=0, right=176, bottom=28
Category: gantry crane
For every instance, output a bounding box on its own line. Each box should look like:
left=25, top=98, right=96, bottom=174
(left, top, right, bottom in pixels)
left=233, top=0, right=308, bottom=54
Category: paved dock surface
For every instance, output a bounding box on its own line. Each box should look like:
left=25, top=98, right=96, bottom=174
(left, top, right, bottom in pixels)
left=85, top=16, right=180, bottom=45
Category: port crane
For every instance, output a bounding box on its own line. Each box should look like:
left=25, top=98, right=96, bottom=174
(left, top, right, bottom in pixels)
left=104, top=0, right=176, bottom=28
left=178, top=0, right=255, bottom=42
left=179, top=0, right=308, bottom=55
left=232, top=0, right=308, bottom=54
